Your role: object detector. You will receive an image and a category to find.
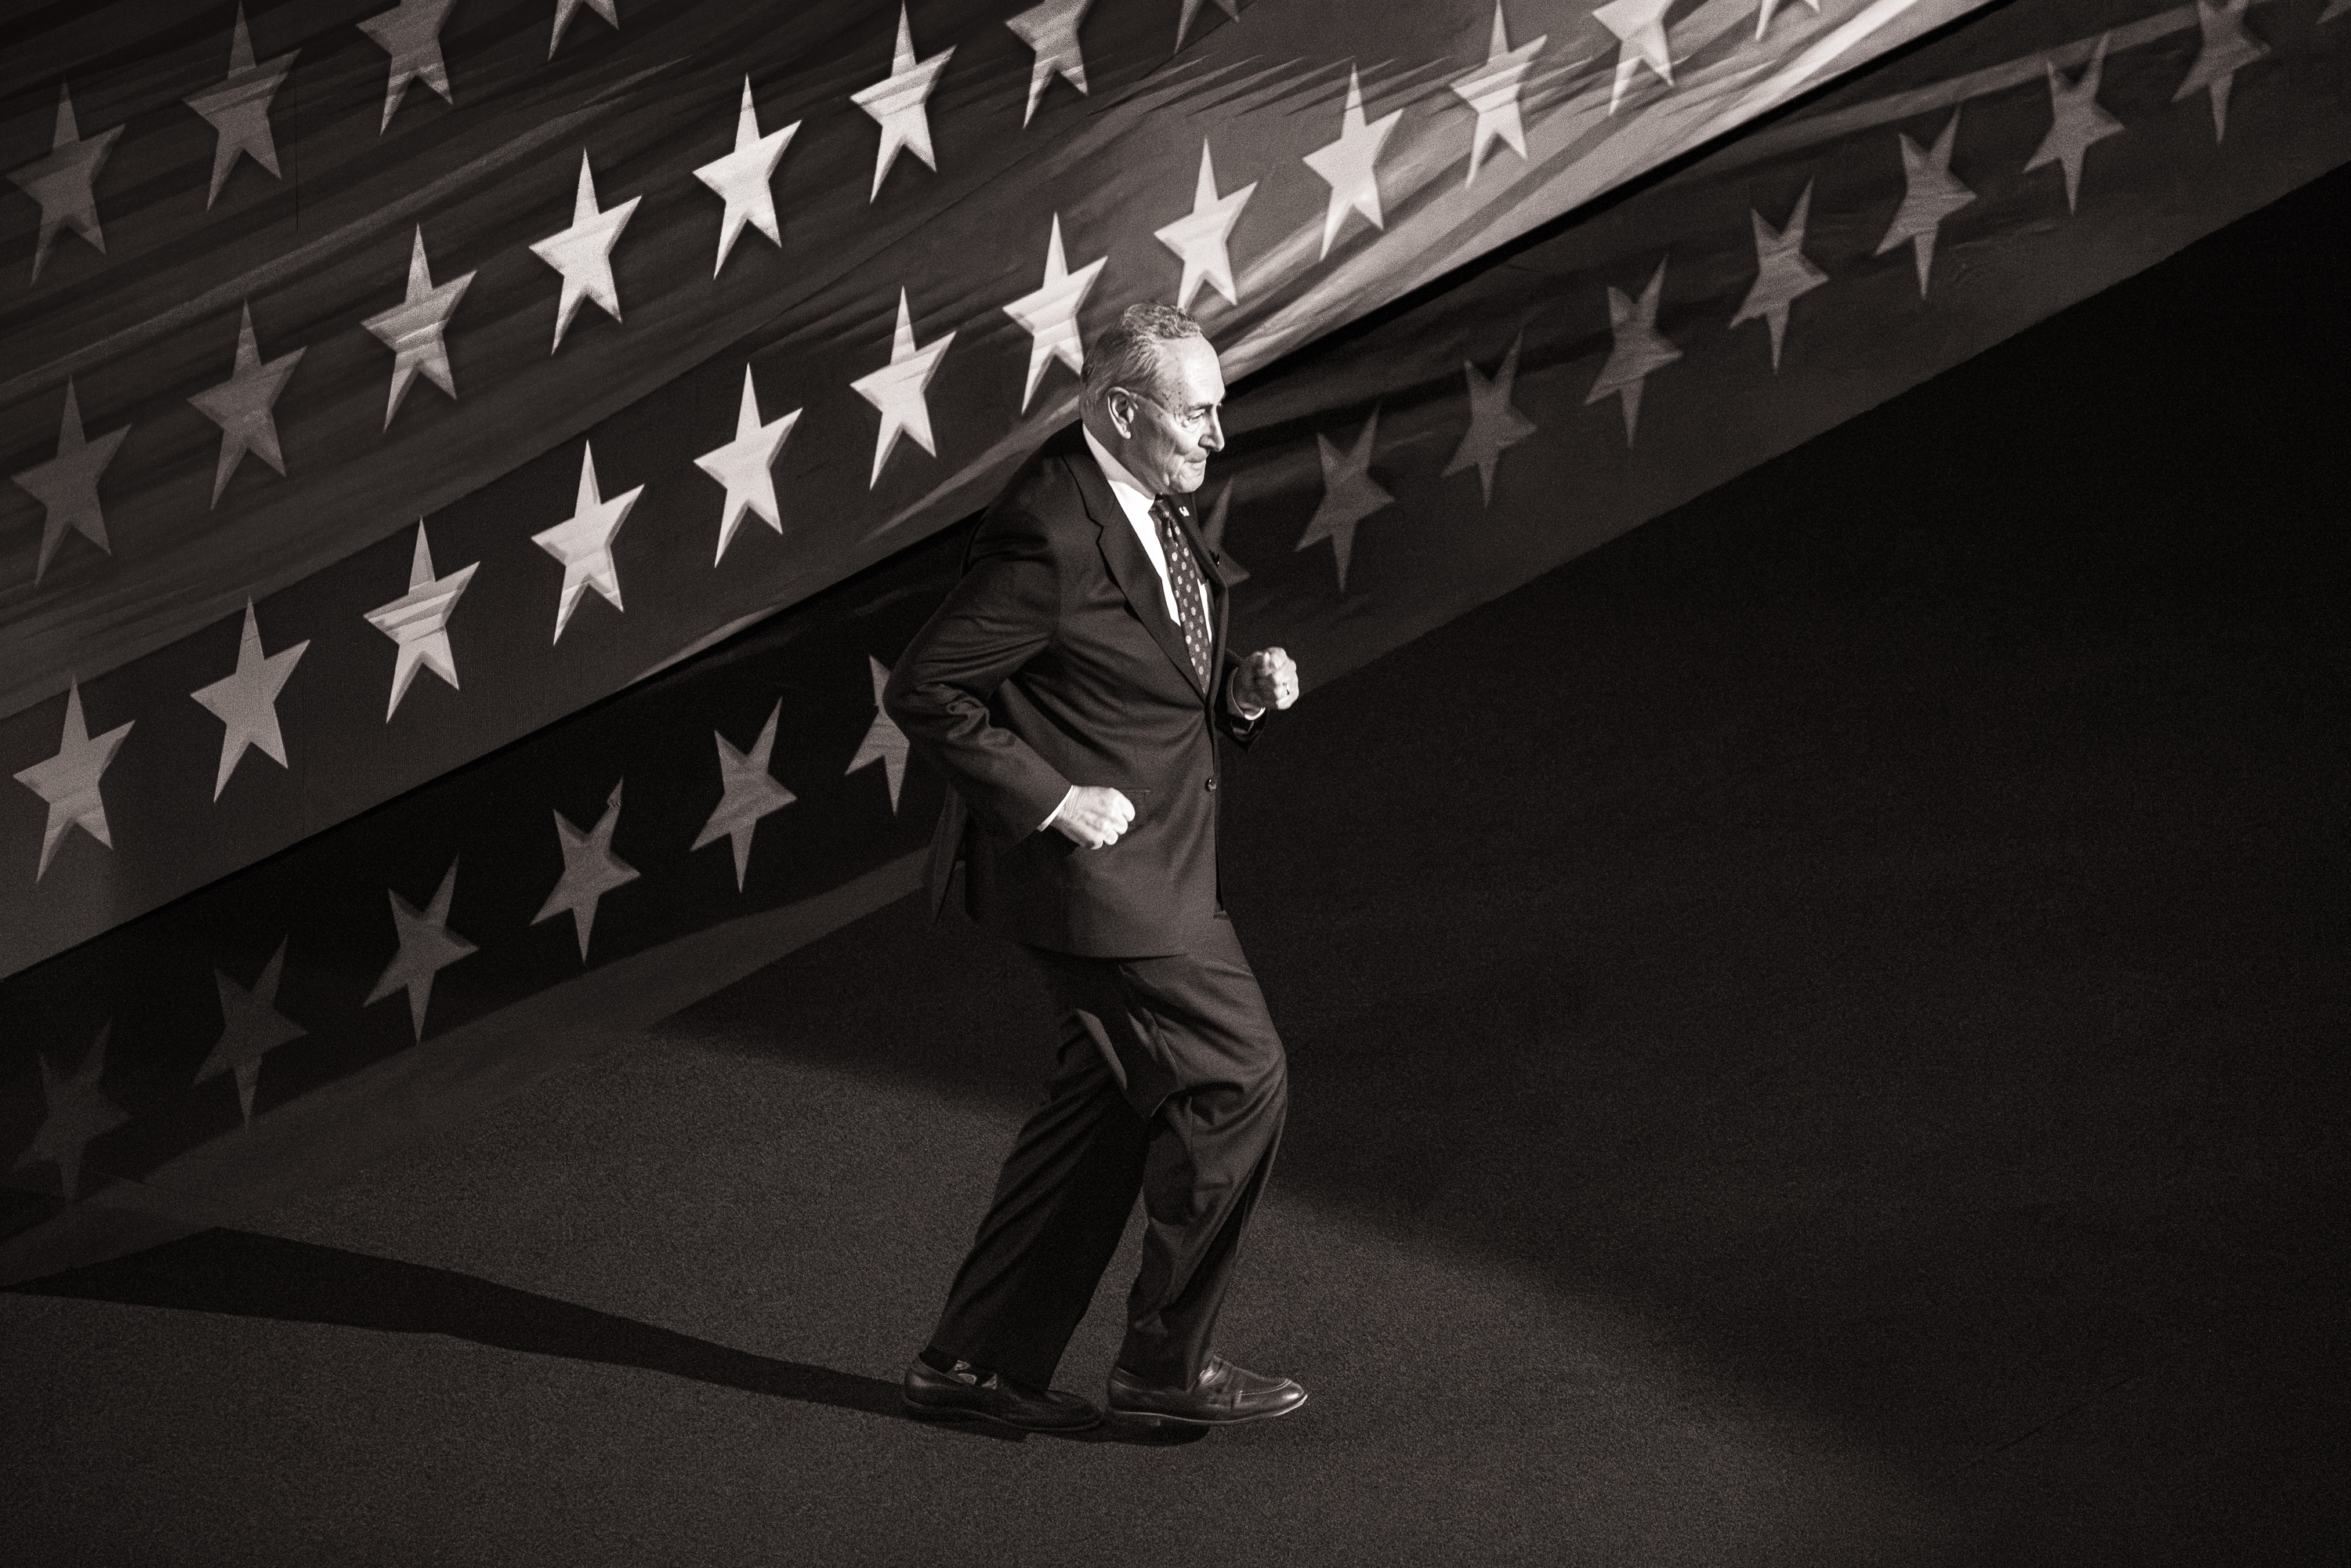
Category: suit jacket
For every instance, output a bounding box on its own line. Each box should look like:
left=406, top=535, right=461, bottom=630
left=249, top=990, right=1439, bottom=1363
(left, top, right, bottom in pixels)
left=883, top=426, right=1263, bottom=957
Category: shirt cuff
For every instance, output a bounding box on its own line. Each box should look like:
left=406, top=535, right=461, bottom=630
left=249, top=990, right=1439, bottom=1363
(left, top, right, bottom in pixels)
left=1039, top=784, right=1078, bottom=834
left=1227, top=686, right=1266, bottom=722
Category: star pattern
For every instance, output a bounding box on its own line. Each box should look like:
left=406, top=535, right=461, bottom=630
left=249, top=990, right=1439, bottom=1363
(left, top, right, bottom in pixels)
left=190, top=601, right=309, bottom=801
left=2172, top=0, right=2268, bottom=143
left=853, top=5, right=955, bottom=202
left=696, top=366, right=800, bottom=564
left=7, top=85, right=122, bottom=284
left=183, top=7, right=296, bottom=208
left=14, top=1025, right=129, bottom=1200
left=11, top=379, right=128, bottom=584
left=1444, top=333, right=1537, bottom=504
left=1875, top=111, right=1975, bottom=297
left=357, top=0, right=457, bottom=133
left=365, top=523, right=478, bottom=720
left=1451, top=5, right=1547, bottom=187
left=1295, top=410, right=1393, bottom=593
left=1176, top=0, right=1239, bottom=51
left=694, top=702, right=796, bottom=890
left=549, top=0, right=619, bottom=59
left=1303, top=67, right=1404, bottom=260
left=1008, top=0, right=1093, bottom=127
left=694, top=77, right=799, bottom=277
left=197, top=940, right=304, bottom=1124
left=13, top=683, right=134, bottom=882
left=852, top=289, right=956, bottom=487
left=363, top=226, right=475, bottom=429
left=188, top=302, right=305, bottom=508
left=1585, top=256, right=1680, bottom=445
left=2025, top=36, right=2121, bottom=212
left=1755, top=0, right=1822, bottom=40
left=847, top=657, right=911, bottom=811
left=1730, top=183, right=1828, bottom=369
left=1154, top=142, right=1255, bottom=313
left=366, top=858, right=475, bottom=1041
left=529, top=151, right=640, bottom=353
left=533, top=780, right=639, bottom=961
left=1596, top=0, right=1676, bottom=114
left=1003, top=214, right=1107, bottom=414
left=534, top=441, right=643, bottom=643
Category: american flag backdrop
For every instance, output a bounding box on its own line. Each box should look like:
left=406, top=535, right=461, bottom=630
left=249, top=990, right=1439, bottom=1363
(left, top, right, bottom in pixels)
left=3, top=0, right=2348, bottom=1276
left=0, top=0, right=1987, bottom=977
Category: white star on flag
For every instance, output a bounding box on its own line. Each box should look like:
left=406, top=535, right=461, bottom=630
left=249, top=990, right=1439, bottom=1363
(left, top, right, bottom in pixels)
left=853, top=5, right=955, bottom=202
left=189, top=301, right=305, bottom=508
left=366, top=858, right=475, bottom=1041
left=1595, top=0, right=1675, bottom=114
left=13, top=1025, right=129, bottom=1200
left=848, top=657, right=911, bottom=811
left=1755, top=0, right=1821, bottom=40
left=1303, top=67, right=1404, bottom=260
left=695, top=701, right=796, bottom=890
left=366, top=523, right=477, bottom=720
left=357, top=0, right=457, bottom=133
left=694, top=77, right=799, bottom=277
left=1007, top=0, right=1092, bottom=126
left=852, top=289, right=956, bottom=487
left=549, top=0, right=618, bottom=58
left=1176, top=0, right=1238, bottom=50
left=11, top=378, right=127, bottom=584
left=7, top=85, right=121, bottom=284
left=197, top=940, right=304, bottom=1125
left=1296, top=410, right=1393, bottom=593
left=1730, top=183, right=1828, bottom=369
left=533, top=780, right=639, bottom=961
left=1155, top=141, right=1255, bottom=311
left=1586, top=257, right=1680, bottom=445
left=1444, top=334, right=1538, bottom=505
left=697, top=366, right=800, bottom=564
left=534, top=441, right=642, bottom=643
left=1875, top=110, right=1974, bottom=297
left=1004, top=214, right=1107, bottom=414
left=13, top=682, right=133, bottom=882
left=2172, top=0, right=2268, bottom=143
left=2025, top=36, right=2121, bottom=212
left=190, top=601, right=309, bottom=801
left=363, top=226, right=474, bottom=429
left=531, top=151, right=640, bottom=353
left=1451, top=5, right=1546, bottom=186
left=183, top=6, right=296, bottom=208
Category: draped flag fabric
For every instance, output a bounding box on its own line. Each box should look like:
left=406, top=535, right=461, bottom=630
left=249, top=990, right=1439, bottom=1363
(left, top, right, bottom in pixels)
left=5, top=0, right=2349, bottom=1280
left=0, top=0, right=1990, bottom=977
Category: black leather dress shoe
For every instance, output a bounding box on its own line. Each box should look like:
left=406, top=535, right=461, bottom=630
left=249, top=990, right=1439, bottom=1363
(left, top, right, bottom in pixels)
left=1105, top=1353, right=1309, bottom=1425
left=901, top=1356, right=1102, bottom=1432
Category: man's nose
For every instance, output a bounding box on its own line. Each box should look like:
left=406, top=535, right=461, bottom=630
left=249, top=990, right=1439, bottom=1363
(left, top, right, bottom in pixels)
left=1199, top=408, right=1225, bottom=452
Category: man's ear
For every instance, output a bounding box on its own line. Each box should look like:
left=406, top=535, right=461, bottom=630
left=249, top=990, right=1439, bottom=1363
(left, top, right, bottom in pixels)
left=1103, top=389, right=1134, bottom=440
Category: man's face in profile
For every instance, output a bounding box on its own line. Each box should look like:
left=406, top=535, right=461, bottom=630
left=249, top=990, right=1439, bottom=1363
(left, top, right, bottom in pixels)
left=1118, top=335, right=1226, bottom=496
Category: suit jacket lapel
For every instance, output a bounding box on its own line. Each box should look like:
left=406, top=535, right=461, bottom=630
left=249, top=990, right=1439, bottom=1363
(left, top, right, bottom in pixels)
left=1070, top=450, right=1211, bottom=701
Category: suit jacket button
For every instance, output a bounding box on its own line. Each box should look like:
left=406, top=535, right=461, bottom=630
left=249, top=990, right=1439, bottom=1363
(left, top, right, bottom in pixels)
left=1204, top=777, right=1217, bottom=791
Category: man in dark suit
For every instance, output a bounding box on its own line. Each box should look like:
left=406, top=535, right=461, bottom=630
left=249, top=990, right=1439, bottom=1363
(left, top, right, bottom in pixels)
left=884, top=302, right=1305, bottom=1433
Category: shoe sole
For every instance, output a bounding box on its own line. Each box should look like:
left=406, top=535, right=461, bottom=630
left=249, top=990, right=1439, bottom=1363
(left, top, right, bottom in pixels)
left=1103, top=1391, right=1310, bottom=1428
left=902, top=1395, right=1103, bottom=1433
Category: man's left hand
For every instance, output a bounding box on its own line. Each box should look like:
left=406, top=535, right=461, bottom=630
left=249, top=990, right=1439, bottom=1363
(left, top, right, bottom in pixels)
left=1232, top=647, right=1299, bottom=713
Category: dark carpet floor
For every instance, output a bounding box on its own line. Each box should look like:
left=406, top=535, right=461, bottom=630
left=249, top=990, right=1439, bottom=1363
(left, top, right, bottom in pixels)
left=5, top=166, right=2347, bottom=1566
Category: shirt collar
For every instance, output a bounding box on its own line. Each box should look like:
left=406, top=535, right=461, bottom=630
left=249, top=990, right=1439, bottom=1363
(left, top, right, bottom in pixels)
left=1081, top=423, right=1157, bottom=510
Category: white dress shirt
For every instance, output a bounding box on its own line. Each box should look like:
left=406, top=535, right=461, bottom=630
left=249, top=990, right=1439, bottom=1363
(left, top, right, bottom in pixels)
left=1038, top=431, right=1259, bottom=833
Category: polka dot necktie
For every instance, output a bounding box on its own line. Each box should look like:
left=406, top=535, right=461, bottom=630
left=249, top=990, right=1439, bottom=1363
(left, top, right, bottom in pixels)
left=1150, top=496, right=1212, bottom=692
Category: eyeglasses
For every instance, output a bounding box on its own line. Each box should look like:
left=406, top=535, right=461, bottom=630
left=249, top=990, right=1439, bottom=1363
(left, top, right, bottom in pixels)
left=1118, top=386, right=1223, bottom=437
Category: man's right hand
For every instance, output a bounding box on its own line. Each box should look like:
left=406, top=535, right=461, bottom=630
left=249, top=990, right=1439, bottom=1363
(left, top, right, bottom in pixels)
left=1052, top=786, right=1136, bottom=849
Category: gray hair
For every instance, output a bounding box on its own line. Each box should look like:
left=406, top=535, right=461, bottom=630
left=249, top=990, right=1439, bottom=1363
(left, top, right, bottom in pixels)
left=1082, top=302, right=1205, bottom=407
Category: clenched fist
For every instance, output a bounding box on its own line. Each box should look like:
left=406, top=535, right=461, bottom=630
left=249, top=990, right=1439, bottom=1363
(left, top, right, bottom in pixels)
left=1231, top=647, right=1300, bottom=713
left=1052, top=785, right=1136, bottom=849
